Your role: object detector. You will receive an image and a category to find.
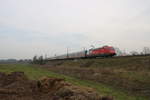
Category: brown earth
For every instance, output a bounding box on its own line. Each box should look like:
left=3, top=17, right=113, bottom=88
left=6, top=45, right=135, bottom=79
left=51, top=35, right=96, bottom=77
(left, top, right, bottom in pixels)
left=0, top=72, right=113, bottom=100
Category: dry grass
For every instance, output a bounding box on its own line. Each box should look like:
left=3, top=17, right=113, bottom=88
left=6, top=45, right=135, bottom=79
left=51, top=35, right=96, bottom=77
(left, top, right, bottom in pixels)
left=45, top=56, right=150, bottom=99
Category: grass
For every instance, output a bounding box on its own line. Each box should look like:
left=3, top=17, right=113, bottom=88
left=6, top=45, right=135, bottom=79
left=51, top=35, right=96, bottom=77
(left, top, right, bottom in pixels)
left=47, top=56, right=150, bottom=96
left=0, top=64, right=148, bottom=100
left=59, top=56, right=150, bottom=69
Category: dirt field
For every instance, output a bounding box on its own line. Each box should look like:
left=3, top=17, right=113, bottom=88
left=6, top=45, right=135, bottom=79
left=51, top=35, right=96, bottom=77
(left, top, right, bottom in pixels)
left=0, top=71, right=112, bottom=100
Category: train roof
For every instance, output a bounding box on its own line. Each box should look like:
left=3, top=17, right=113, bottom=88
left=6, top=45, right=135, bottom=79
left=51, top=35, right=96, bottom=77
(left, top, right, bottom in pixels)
left=89, top=45, right=113, bottom=51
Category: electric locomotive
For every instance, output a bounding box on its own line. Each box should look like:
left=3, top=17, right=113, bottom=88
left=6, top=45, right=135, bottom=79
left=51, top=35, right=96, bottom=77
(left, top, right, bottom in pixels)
left=87, top=46, right=116, bottom=58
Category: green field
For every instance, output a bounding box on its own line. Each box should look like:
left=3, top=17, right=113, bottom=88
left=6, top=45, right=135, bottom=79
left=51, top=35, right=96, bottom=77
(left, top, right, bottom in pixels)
left=0, top=64, right=148, bottom=100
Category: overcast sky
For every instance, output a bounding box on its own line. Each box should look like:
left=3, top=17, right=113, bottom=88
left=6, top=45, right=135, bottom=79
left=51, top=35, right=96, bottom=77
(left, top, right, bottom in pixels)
left=0, top=0, right=150, bottom=59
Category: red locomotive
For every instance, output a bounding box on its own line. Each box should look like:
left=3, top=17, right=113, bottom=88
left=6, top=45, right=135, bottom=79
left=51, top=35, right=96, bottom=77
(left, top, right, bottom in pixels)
left=87, top=46, right=116, bottom=57
left=50, top=45, right=116, bottom=60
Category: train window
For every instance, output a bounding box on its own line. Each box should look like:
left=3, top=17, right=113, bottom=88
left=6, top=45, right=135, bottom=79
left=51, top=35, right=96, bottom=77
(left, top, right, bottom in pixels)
left=108, top=48, right=114, bottom=50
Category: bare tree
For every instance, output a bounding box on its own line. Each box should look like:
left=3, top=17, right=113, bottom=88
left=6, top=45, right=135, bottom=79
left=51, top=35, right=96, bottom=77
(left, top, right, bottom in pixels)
left=32, top=55, right=45, bottom=65
left=130, top=51, right=139, bottom=56
left=143, top=47, right=150, bottom=55
left=33, top=55, right=38, bottom=64
left=38, top=55, right=44, bottom=65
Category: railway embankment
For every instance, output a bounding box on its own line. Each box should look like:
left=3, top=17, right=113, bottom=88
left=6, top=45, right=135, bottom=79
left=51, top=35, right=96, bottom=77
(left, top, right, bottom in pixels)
left=44, top=56, right=150, bottom=99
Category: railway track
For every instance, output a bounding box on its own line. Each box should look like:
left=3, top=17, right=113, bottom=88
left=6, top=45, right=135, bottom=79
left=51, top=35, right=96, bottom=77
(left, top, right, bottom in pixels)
left=47, top=54, right=150, bottom=61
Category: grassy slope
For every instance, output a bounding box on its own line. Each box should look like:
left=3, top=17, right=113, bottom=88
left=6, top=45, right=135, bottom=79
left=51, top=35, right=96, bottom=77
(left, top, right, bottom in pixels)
left=63, top=56, right=150, bottom=86
left=60, top=56, right=150, bottom=87
left=0, top=64, right=147, bottom=100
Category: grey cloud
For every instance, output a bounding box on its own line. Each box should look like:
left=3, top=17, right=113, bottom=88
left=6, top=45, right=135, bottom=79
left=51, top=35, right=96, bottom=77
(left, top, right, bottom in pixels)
left=0, top=0, right=150, bottom=59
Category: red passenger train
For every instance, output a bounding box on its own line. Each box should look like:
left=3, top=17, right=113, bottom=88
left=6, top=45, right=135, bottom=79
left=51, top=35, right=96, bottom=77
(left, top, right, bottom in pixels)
left=50, top=46, right=116, bottom=60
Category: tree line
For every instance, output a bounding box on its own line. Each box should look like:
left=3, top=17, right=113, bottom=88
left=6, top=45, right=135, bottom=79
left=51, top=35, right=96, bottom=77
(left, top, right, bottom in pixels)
left=115, top=47, right=150, bottom=56
left=32, top=55, right=46, bottom=65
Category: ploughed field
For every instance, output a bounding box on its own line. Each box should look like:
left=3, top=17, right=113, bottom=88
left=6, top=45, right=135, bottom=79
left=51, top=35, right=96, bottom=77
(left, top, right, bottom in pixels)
left=44, top=56, right=150, bottom=100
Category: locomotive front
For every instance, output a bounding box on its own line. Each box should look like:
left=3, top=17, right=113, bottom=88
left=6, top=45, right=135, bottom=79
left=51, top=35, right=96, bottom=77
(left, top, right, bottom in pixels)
left=87, top=46, right=116, bottom=57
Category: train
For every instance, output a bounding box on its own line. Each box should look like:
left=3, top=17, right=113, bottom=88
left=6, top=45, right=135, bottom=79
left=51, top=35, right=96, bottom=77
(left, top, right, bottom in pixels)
left=49, top=45, right=116, bottom=60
